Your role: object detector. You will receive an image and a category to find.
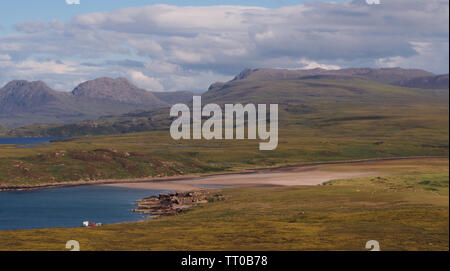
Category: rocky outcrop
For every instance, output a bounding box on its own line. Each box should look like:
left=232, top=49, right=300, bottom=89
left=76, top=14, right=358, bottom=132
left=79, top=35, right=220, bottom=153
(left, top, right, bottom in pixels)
left=133, top=191, right=225, bottom=218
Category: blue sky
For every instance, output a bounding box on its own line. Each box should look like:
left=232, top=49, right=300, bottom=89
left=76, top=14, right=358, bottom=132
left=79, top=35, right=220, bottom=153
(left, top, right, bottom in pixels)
left=0, top=1, right=337, bottom=22
left=0, top=0, right=448, bottom=92
left=0, top=0, right=345, bottom=33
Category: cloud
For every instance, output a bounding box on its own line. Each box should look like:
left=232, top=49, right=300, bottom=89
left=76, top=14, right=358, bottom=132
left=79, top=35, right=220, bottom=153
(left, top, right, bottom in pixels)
left=127, top=70, right=164, bottom=91
left=297, top=59, right=341, bottom=70
left=0, top=54, right=11, bottom=61
left=375, top=41, right=449, bottom=73
left=0, top=0, right=448, bottom=92
left=14, top=19, right=64, bottom=34
left=66, top=0, right=80, bottom=5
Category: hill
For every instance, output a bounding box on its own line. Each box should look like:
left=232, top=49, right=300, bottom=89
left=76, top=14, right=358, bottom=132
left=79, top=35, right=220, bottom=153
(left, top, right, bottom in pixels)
left=2, top=67, right=447, bottom=129
left=71, top=77, right=164, bottom=106
left=0, top=78, right=191, bottom=128
left=5, top=67, right=449, bottom=138
left=396, top=74, right=450, bottom=89
left=228, top=67, right=442, bottom=86
left=0, top=67, right=448, bottom=187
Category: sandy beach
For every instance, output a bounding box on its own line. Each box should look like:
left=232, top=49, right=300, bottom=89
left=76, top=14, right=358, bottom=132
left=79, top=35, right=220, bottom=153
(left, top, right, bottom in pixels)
left=103, top=162, right=381, bottom=191
left=1, top=157, right=445, bottom=192
left=104, top=157, right=448, bottom=191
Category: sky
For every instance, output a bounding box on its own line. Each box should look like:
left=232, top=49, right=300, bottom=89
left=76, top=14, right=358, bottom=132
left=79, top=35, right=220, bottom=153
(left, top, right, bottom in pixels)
left=0, top=0, right=448, bottom=92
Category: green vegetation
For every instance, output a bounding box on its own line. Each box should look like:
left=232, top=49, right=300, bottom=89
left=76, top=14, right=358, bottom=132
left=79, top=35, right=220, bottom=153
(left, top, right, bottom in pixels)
left=1, top=160, right=447, bottom=251
left=0, top=78, right=448, bottom=187
left=0, top=123, right=448, bottom=186
left=0, top=73, right=449, bottom=250
left=0, top=77, right=448, bottom=250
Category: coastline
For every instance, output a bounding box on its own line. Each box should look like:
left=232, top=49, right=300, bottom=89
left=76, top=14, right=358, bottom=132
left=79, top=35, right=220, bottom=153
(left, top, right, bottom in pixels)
left=0, top=156, right=447, bottom=192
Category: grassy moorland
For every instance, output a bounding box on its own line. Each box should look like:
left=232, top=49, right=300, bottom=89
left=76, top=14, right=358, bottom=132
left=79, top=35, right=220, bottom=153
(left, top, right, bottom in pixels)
left=0, top=79, right=448, bottom=187
left=0, top=121, right=448, bottom=187
left=0, top=158, right=447, bottom=251
left=0, top=77, right=448, bottom=251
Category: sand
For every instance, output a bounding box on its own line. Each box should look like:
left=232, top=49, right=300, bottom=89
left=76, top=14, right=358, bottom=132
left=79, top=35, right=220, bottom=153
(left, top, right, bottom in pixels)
left=103, top=164, right=376, bottom=191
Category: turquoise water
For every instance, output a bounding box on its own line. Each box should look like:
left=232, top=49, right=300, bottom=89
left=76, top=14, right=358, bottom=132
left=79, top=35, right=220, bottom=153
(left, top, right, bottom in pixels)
left=0, top=186, right=167, bottom=230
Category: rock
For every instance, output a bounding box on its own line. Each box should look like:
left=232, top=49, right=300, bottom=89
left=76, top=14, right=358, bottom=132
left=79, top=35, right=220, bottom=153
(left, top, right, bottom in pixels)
left=133, top=191, right=225, bottom=218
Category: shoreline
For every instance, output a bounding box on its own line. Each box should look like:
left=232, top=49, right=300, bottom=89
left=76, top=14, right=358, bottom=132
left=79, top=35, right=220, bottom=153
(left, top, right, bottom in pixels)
left=0, top=156, right=447, bottom=192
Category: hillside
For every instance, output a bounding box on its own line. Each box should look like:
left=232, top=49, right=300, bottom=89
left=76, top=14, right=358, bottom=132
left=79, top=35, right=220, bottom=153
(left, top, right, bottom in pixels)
left=2, top=67, right=447, bottom=130
left=0, top=78, right=190, bottom=128
left=5, top=68, right=449, bottom=139
left=71, top=77, right=165, bottom=106
left=396, top=74, right=450, bottom=89
left=227, top=67, right=443, bottom=86
left=0, top=67, right=448, bottom=187
left=202, top=76, right=449, bottom=105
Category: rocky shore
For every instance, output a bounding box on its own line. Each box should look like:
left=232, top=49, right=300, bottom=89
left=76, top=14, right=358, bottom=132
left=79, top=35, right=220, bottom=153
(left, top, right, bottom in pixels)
left=132, top=191, right=225, bottom=218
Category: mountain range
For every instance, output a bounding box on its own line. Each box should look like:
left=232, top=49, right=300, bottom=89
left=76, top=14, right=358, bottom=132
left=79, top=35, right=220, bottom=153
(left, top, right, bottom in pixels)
left=0, top=67, right=448, bottom=132
left=0, top=77, right=193, bottom=127
left=2, top=67, right=448, bottom=138
left=225, top=67, right=448, bottom=87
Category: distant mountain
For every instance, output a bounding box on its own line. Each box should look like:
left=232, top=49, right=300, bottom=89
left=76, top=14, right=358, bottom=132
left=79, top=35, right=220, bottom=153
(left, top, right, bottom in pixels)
left=6, top=67, right=449, bottom=137
left=202, top=68, right=449, bottom=106
left=227, top=67, right=444, bottom=87
left=2, top=67, right=448, bottom=134
left=0, top=80, right=69, bottom=113
left=0, top=80, right=82, bottom=127
left=0, top=78, right=190, bottom=127
left=72, top=77, right=165, bottom=106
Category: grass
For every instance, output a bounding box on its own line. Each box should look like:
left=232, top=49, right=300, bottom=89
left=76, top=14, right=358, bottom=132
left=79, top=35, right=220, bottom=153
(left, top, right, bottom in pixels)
left=0, top=123, right=448, bottom=186
left=0, top=159, right=447, bottom=251
left=0, top=77, right=448, bottom=250
left=0, top=78, right=447, bottom=186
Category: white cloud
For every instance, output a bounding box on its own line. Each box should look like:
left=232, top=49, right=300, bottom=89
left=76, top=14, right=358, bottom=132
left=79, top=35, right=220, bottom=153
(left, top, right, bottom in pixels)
left=66, top=0, right=80, bottom=5
left=297, top=58, right=341, bottom=70
left=128, top=39, right=164, bottom=57
left=127, top=70, right=164, bottom=91
left=376, top=41, right=449, bottom=73
left=0, top=54, right=11, bottom=61
left=0, top=0, right=448, bottom=92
